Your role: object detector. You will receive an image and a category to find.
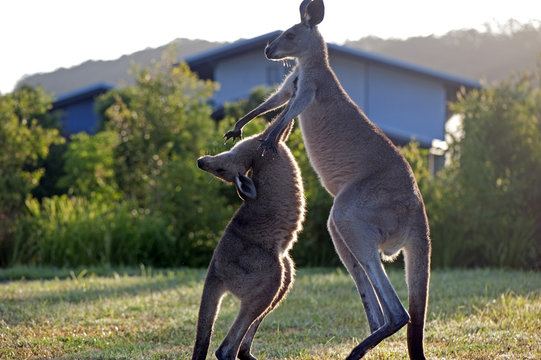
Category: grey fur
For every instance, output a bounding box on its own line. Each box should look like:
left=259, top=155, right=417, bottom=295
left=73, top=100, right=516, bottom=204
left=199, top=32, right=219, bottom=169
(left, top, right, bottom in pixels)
left=224, top=1, right=431, bottom=359
left=193, top=117, right=305, bottom=360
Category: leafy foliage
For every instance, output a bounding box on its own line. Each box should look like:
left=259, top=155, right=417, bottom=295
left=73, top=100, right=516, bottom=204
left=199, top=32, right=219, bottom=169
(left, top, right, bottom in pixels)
left=58, top=131, right=120, bottom=199
left=422, top=71, right=541, bottom=269
left=0, top=86, right=64, bottom=265
left=12, top=195, right=174, bottom=267
left=101, top=57, right=217, bottom=204
left=4, top=52, right=541, bottom=270
left=10, top=50, right=231, bottom=267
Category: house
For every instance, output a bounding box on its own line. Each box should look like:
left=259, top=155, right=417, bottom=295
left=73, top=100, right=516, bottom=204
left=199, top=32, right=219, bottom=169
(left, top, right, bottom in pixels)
left=185, top=31, right=480, bottom=148
left=52, top=31, right=479, bottom=150
left=52, top=82, right=114, bottom=135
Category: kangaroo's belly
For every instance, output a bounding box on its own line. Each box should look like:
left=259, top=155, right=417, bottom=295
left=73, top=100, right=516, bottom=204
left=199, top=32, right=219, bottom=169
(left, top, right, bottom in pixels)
left=299, top=108, right=363, bottom=196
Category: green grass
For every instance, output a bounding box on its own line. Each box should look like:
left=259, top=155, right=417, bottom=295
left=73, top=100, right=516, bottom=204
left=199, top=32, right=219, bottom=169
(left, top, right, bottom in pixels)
left=0, top=267, right=540, bottom=359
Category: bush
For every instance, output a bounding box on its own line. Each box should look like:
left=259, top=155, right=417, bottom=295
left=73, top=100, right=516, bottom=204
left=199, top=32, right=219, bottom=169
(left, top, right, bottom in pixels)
left=150, top=154, right=233, bottom=267
left=6, top=54, right=541, bottom=270
left=58, top=130, right=121, bottom=199
left=5, top=50, right=230, bottom=268
left=422, top=72, right=541, bottom=269
left=0, top=87, right=64, bottom=266
left=12, top=195, right=175, bottom=267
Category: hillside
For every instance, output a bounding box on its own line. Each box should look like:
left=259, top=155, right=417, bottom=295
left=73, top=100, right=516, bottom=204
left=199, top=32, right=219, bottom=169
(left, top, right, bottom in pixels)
left=17, top=22, right=541, bottom=97
left=16, top=38, right=223, bottom=96
left=345, top=21, right=541, bottom=84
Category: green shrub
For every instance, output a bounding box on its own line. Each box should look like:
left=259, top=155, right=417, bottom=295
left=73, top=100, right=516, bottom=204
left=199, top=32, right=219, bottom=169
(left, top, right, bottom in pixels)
left=150, top=154, right=233, bottom=267
left=0, top=86, right=64, bottom=266
left=58, top=130, right=121, bottom=199
left=12, top=195, right=175, bottom=267
left=407, top=71, right=541, bottom=270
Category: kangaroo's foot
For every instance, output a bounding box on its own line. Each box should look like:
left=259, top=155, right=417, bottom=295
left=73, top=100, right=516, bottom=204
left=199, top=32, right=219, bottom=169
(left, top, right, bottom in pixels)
left=237, top=349, right=257, bottom=360
left=257, top=138, right=278, bottom=157
left=345, top=312, right=409, bottom=360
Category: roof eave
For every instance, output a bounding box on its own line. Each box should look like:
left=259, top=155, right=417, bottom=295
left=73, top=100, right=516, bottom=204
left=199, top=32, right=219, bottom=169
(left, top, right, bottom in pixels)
left=327, top=43, right=480, bottom=89
left=53, top=82, right=114, bottom=108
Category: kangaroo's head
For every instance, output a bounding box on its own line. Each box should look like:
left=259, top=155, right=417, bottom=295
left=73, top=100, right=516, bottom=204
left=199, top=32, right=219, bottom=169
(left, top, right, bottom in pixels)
left=197, top=138, right=259, bottom=200
left=198, top=116, right=295, bottom=201
left=265, top=0, right=325, bottom=61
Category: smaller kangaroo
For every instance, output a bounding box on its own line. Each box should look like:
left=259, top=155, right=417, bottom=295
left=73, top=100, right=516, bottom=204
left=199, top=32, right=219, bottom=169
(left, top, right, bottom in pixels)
left=193, top=117, right=305, bottom=360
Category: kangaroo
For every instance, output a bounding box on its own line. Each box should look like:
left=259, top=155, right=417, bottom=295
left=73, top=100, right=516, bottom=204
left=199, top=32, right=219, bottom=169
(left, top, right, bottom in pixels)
left=224, top=1, right=431, bottom=359
left=193, top=116, right=305, bottom=360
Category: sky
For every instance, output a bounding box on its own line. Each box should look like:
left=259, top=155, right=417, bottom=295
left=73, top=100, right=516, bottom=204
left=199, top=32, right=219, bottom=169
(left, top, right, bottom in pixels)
left=1, top=0, right=540, bottom=94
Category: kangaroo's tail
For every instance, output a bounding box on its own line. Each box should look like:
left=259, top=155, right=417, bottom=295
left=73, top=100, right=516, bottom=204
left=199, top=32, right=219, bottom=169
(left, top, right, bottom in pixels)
left=192, top=267, right=225, bottom=360
left=404, top=232, right=431, bottom=360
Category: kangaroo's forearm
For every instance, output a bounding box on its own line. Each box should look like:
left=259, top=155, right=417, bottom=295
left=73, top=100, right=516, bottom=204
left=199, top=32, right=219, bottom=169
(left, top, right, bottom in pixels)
left=233, top=106, right=272, bottom=132
left=233, top=92, right=291, bottom=133
left=266, top=87, right=315, bottom=143
left=231, top=69, right=299, bottom=135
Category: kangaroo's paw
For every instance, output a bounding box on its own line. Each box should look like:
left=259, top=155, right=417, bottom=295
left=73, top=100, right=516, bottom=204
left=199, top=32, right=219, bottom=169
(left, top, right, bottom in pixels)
left=258, top=138, right=278, bottom=157
left=224, top=129, right=242, bottom=143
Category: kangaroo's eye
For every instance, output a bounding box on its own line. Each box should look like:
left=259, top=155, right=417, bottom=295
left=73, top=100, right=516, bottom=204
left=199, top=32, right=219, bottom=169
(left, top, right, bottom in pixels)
left=285, top=32, right=295, bottom=40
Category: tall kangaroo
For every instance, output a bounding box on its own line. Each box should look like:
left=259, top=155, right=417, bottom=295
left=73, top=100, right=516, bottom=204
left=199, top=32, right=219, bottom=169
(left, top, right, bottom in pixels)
left=224, top=1, right=431, bottom=359
left=193, top=117, right=305, bottom=360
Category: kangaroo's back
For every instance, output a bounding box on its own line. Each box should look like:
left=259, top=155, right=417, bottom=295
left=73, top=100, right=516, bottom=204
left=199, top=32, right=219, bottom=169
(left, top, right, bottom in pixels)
left=227, top=140, right=305, bottom=253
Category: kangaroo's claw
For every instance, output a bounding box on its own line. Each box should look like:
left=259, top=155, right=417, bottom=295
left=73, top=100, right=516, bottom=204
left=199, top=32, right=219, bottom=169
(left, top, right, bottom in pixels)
left=224, top=129, right=242, bottom=143
left=258, top=138, right=278, bottom=157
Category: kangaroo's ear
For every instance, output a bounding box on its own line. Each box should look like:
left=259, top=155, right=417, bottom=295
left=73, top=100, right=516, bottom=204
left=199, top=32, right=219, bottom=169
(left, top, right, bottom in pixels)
left=235, top=173, right=257, bottom=200
left=301, top=0, right=324, bottom=28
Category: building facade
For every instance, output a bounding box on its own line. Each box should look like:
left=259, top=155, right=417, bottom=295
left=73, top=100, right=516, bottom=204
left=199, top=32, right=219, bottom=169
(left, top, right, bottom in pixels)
left=186, top=31, right=480, bottom=147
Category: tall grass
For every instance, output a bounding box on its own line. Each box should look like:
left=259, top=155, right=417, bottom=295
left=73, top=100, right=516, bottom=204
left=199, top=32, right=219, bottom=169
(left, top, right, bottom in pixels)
left=12, top=195, right=174, bottom=267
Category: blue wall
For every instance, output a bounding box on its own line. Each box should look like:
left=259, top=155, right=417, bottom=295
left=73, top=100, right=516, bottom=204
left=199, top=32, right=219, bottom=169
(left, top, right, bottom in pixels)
left=368, top=65, right=446, bottom=145
left=59, top=97, right=100, bottom=134
left=52, top=83, right=113, bottom=135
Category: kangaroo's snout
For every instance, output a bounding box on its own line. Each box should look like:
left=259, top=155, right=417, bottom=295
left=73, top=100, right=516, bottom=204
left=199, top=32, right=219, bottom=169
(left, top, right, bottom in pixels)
left=197, top=157, right=207, bottom=170
left=265, top=43, right=275, bottom=60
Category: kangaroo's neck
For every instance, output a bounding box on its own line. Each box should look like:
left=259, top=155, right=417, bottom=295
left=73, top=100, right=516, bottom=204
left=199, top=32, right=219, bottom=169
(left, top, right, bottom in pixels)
left=297, top=31, right=330, bottom=69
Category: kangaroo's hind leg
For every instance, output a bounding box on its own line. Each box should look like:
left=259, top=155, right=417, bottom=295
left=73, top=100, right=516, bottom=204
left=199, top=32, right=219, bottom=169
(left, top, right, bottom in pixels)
left=330, top=187, right=410, bottom=359
left=238, top=254, right=295, bottom=360
left=192, top=263, right=228, bottom=360
left=328, top=219, right=384, bottom=333
left=215, top=263, right=283, bottom=360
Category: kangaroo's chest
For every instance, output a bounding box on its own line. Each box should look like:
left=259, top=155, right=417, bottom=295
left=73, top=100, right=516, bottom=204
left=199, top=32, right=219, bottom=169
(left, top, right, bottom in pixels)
left=298, top=106, right=352, bottom=196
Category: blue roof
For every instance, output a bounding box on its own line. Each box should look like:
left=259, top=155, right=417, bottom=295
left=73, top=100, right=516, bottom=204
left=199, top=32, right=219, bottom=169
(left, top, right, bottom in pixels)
left=185, top=31, right=282, bottom=67
left=326, top=43, right=480, bottom=89
left=53, top=82, right=114, bottom=108
left=186, top=31, right=480, bottom=89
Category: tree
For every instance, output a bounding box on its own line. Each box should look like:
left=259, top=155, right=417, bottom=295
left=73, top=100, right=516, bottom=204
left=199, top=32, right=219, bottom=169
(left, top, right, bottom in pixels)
left=434, top=70, right=541, bottom=269
left=92, top=49, right=231, bottom=266
left=99, top=51, right=217, bottom=203
left=58, top=131, right=120, bottom=199
left=0, top=86, right=64, bottom=265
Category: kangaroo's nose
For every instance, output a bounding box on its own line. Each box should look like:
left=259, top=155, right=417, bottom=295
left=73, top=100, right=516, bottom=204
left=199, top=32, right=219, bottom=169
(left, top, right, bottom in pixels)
left=265, top=45, right=274, bottom=59
left=196, top=157, right=206, bottom=169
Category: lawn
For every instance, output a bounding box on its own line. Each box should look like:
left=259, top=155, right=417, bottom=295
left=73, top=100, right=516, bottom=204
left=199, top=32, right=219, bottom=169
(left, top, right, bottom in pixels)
left=0, top=266, right=540, bottom=359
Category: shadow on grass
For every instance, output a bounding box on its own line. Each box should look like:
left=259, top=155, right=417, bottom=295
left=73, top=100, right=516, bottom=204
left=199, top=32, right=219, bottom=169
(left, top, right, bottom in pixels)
left=0, top=267, right=207, bottom=327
